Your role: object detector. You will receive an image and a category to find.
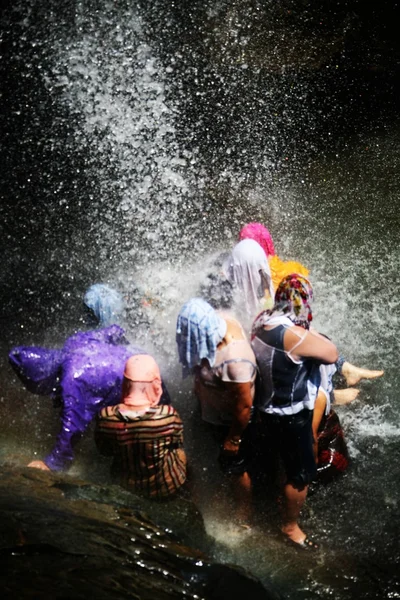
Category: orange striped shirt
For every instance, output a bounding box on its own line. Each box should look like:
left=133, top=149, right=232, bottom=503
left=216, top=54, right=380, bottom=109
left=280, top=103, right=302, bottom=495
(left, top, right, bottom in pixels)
left=96, top=405, right=187, bottom=499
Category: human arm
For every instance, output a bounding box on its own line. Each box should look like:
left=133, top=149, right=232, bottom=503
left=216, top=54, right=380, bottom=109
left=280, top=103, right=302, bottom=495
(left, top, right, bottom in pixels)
left=27, top=460, right=50, bottom=471
left=221, top=381, right=253, bottom=454
left=285, top=326, right=339, bottom=364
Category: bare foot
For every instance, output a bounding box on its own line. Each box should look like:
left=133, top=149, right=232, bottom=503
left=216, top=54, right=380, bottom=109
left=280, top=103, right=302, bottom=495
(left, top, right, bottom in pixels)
left=341, top=362, right=384, bottom=387
left=281, top=523, right=306, bottom=544
left=27, top=460, right=50, bottom=471
left=333, top=388, right=360, bottom=405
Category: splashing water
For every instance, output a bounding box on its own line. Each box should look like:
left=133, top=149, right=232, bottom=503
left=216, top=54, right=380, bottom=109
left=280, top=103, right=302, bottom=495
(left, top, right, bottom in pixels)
left=46, top=3, right=196, bottom=264
left=1, top=1, right=400, bottom=599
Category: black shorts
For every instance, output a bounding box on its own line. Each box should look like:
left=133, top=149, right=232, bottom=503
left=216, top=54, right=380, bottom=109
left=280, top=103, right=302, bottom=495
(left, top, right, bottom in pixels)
left=257, top=408, right=316, bottom=489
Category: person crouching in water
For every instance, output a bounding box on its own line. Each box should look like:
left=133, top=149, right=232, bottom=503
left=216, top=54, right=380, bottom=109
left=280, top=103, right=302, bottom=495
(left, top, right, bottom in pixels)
left=96, top=354, right=187, bottom=500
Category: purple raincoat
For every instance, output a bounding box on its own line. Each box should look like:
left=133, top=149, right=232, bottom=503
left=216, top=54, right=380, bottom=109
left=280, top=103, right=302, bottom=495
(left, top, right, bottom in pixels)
left=9, top=326, right=169, bottom=471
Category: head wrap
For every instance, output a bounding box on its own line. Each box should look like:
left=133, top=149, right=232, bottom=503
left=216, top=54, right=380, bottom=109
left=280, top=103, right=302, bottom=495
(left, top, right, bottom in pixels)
left=176, top=298, right=227, bottom=377
left=121, top=354, right=162, bottom=408
left=8, top=346, right=63, bottom=397
left=83, top=284, right=125, bottom=327
left=223, top=239, right=274, bottom=318
left=252, top=273, right=313, bottom=336
left=239, top=222, right=276, bottom=257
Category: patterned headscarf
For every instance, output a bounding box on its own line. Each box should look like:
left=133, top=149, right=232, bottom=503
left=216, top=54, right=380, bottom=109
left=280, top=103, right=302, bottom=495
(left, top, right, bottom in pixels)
left=238, top=222, right=276, bottom=257
left=252, top=274, right=313, bottom=336
left=176, top=298, right=227, bottom=378
left=83, top=284, right=125, bottom=327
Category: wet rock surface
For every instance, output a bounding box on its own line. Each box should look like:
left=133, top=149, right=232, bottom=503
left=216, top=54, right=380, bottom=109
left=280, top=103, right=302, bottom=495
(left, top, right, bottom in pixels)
left=0, top=465, right=280, bottom=600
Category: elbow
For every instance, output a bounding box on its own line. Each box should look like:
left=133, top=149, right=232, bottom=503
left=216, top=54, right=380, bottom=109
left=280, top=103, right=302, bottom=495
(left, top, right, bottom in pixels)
left=325, top=348, right=339, bottom=365
left=333, top=348, right=340, bottom=364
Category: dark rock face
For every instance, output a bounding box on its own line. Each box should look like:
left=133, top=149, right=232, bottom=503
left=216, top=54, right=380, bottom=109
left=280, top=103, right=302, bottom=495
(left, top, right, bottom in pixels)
left=0, top=465, right=280, bottom=600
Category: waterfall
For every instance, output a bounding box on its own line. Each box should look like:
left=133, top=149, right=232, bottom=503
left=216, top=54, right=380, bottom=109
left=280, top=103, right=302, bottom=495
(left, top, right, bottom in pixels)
left=1, top=1, right=400, bottom=598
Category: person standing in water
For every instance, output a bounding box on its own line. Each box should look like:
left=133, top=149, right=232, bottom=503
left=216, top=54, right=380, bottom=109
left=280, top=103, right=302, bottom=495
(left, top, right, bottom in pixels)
left=176, top=298, right=257, bottom=522
left=251, top=274, right=338, bottom=549
left=239, top=221, right=384, bottom=394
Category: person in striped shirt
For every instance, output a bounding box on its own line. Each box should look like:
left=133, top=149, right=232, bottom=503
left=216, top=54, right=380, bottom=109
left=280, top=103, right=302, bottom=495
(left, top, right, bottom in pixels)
left=96, top=354, right=187, bottom=500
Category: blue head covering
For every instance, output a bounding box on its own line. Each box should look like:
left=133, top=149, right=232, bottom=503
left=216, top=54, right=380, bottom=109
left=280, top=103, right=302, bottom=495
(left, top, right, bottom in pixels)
left=83, top=284, right=125, bottom=327
left=176, top=298, right=227, bottom=378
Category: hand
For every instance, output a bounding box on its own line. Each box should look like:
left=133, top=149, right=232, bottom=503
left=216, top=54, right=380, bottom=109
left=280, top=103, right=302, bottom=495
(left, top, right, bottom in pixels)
left=27, top=460, right=50, bottom=471
left=222, top=439, right=240, bottom=455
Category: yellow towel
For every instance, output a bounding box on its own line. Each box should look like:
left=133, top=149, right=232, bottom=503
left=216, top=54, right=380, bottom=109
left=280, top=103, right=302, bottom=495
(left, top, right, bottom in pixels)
left=269, top=255, right=310, bottom=293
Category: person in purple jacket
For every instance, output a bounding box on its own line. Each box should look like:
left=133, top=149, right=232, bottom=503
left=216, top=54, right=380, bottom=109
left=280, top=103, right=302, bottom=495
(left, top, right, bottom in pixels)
left=9, top=325, right=170, bottom=471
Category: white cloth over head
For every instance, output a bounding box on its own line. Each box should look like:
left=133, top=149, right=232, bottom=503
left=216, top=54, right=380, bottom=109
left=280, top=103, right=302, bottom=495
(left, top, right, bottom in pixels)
left=223, top=239, right=274, bottom=320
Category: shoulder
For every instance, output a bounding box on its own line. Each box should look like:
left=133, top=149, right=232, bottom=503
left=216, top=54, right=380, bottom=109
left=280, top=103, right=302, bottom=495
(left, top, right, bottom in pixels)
left=284, top=325, right=307, bottom=340
left=225, top=360, right=257, bottom=382
left=282, top=325, right=309, bottom=356
left=225, top=316, right=246, bottom=337
left=156, top=405, right=183, bottom=423
left=98, top=405, right=119, bottom=420
left=158, top=404, right=180, bottom=416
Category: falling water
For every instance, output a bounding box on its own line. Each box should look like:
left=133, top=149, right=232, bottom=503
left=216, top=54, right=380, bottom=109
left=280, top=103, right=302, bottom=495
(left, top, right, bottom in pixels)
left=1, top=1, right=400, bottom=598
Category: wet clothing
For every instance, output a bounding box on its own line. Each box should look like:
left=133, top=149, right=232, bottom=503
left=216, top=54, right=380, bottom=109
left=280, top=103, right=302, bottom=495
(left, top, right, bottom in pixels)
left=9, top=326, right=170, bottom=471
left=255, top=407, right=316, bottom=488
left=8, top=346, right=64, bottom=398
left=83, top=284, right=125, bottom=327
left=180, top=311, right=257, bottom=476
left=251, top=274, right=314, bottom=339
left=222, top=239, right=274, bottom=322
left=200, top=340, right=257, bottom=384
left=251, top=281, right=322, bottom=489
left=237, top=222, right=309, bottom=291
left=122, top=354, right=163, bottom=408
left=317, top=408, right=349, bottom=481
left=196, top=334, right=257, bottom=426
left=176, top=298, right=227, bottom=378
left=273, top=274, right=313, bottom=329
left=268, top=255, right=310, bottom=294
left=96, top=404, right=187, bottom=499
left=239, top=222, right=276, bottom=257
left=252, top=324, right=320, bottom=416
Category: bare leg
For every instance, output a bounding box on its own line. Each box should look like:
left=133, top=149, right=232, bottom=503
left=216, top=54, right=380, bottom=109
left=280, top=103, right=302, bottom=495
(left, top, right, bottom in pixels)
left=341, top=361, right=384, bottom=387
left=231, top=471, right=253, bottom=526
left=312, top=390, right=327, bottom=461
left=333, top=388, right=360, bottom=405
left=280, top=483, right=308, bottom=543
